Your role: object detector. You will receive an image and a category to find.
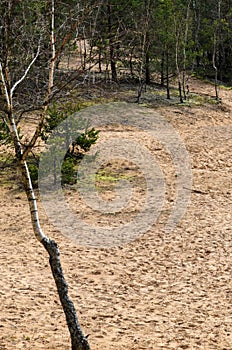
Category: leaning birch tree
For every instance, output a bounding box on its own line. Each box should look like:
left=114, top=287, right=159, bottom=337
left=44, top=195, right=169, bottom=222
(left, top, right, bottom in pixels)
left=0, top=1, right=98, bottom=349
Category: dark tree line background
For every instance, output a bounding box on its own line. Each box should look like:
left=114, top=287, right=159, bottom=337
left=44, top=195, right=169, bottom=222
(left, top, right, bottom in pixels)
left=58, top=0, right=232, bottom=100
left=1, top=0, right=232, bottom=112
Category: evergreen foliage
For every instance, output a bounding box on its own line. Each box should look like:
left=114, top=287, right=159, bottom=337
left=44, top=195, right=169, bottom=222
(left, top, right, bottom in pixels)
left=40, top=102, right=99, bottom=186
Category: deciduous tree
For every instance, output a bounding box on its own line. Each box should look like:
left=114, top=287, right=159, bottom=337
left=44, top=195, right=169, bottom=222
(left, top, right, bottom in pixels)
left=0, top=1, right=98, bottom=349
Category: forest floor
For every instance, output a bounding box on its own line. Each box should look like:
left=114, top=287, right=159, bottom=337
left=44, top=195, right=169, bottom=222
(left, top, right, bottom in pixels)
left=0, top=77, right=231, bottom=350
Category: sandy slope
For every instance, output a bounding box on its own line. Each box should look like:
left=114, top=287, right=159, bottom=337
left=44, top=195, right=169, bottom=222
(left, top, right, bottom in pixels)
left=0, top=78, right=231, bottom=349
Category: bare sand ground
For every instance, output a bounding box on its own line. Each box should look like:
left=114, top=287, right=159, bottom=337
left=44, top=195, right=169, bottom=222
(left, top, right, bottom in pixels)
left=0, top=78, right=231, bottom=349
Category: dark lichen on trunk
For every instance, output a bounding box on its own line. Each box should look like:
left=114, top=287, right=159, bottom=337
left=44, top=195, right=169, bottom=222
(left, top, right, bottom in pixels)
left=42, top=237, right=90, bottom=350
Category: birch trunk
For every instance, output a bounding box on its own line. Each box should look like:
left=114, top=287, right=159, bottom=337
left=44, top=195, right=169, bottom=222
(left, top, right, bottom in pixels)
left=107, top=3, right=118, bottom=82
left=41, top=237, right=90, bottom=350
left=17, top=124, right=91, bottom=350
left=213, top=33, right=219, bottom=101
left=174, top=24, right=183, bottom=103
left=212, top=0, right=221, bottom=101
left=0, top=2, right=92, bottom=346
left=182, top=1, right=191, bottom=101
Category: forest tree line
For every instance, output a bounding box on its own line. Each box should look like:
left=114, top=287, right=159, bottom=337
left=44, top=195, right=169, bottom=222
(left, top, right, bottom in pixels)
left=1, top=0, right=232, bottom=111
left=79, top=0, right=232, bottom=90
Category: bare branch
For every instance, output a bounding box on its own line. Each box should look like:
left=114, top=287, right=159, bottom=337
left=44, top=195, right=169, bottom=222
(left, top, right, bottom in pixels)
left=51, top=4, right=96, bottom=65
left=10, top=39, right=41, bottom=99
left=0, top=60, right=11, bottom=109
left=22, top=4, right=98, bottom=161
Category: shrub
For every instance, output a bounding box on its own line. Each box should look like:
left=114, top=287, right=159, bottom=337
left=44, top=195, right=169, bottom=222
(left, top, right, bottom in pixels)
left=40, top=101, right=99, bottom=186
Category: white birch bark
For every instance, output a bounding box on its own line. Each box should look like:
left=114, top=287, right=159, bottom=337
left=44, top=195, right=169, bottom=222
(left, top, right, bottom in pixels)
left=182, top=0, right=191, bottom=100
left=0, top=2, right=92, bottom=348
left=49, top=0, right=56, bottom=95
left=174, top=14, right=183, bottom=103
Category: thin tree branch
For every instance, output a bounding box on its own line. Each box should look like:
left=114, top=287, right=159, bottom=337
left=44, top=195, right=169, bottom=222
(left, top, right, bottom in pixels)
left=22, top=4, right=98, bottom=161
left=51, top=5, right=96, bottom=65
left=10, top=40, right=41, bottom=99
left=0, top=60, right=11, bottom=109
